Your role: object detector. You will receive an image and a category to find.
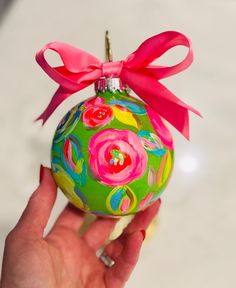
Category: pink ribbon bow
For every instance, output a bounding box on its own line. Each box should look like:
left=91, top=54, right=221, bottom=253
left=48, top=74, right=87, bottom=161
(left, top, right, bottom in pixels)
left=35, top=31, right=202, bottom=139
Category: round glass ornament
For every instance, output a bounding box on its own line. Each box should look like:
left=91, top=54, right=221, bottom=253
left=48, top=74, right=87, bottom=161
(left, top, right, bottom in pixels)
left=51, top=78, right=174, bottom=217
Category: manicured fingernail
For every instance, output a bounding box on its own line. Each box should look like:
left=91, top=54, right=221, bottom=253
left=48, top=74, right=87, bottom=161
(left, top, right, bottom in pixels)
left=157, top=198, right=162, bottom=206
left=141, top=230, right=146, bottom=241
left=39, top=164, right=44, bottom=183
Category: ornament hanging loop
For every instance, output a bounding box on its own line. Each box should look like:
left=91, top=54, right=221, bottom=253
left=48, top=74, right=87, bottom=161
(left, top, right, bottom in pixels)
left=96, top=30, right=125, bottom=92
left=97, top=31, right=127, bottom=92
left=105, top=30, right=113, bottom=62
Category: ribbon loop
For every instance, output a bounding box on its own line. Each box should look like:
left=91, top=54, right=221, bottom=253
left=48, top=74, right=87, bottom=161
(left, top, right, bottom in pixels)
left=35, top=31, right=201, bottom=139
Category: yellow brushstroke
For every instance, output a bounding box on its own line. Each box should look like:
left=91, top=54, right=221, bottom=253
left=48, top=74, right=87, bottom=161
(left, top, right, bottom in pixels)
left=75, top=159, right=84, bottom=174
left=157, top=150, right=172, bottom=187
left=112, top=106, right=139, bottom=129
left=162, top=150, right=172, bottom=183
left=52, top=164, right=86, bottom=210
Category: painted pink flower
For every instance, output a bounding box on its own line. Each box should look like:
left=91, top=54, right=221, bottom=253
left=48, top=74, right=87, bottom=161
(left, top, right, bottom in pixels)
left=89, top=129, right=148, bottom=186
left=82, top=97, right=113, bottom=128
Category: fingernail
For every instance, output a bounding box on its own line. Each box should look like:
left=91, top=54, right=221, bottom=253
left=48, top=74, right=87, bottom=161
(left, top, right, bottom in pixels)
left=157, top=198, right=162, bottom=206
left=39, top=164, right=44, bottom=184
left=140, top=230, right=146, bottom=241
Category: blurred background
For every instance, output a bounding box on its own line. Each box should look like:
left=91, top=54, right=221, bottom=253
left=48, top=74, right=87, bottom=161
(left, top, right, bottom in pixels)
left=0, top=0, right=235, bottom=287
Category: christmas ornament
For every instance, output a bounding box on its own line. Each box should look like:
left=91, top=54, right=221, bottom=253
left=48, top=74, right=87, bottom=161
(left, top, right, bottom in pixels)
left=35, top=31, right=201, bottom=217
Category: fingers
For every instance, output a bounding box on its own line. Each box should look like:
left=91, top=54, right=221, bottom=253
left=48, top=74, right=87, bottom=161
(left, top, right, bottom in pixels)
left=105, top=230, right=144, bottom=287
left=49, top=203, right=85, bottom=233
left=15, top=165, right=57, bottom=237
left=81, top=199, right=160, bottom=252
left=82, top=217, right=118, bottom=251
left=124, top=198, right=161, bottom=235
left=105, top=199, right=161, bottom=258
left=104, top=200, right=161, bottom=287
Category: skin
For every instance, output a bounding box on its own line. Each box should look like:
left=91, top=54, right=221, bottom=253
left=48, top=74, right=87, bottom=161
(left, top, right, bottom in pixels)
left=0, top=166, right=161, bottom=288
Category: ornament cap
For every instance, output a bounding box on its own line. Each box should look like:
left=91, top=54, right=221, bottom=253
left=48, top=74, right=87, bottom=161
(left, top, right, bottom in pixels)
left=95, top=77, right=129, bottom=93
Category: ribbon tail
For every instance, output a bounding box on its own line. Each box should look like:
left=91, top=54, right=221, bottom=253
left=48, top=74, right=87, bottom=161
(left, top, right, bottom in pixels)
left=34, top=86, right=74, bottom=125
left=146, top=91, right=191, bottom=140
left=122, top=70, right=202, bottom=140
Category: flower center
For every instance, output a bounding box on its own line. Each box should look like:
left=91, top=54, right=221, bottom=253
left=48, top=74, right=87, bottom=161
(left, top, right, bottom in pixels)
left=107, top=145, right=131, bottom=173
left=93, top=108, right=109, bottom=120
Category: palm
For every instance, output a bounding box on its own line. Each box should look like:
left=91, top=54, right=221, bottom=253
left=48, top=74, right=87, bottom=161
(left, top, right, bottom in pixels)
left=1, top=167, right=161, bottom=288
left=18, top=228, right=103, bottom=288
left=44, top=224, right=106, bottom=288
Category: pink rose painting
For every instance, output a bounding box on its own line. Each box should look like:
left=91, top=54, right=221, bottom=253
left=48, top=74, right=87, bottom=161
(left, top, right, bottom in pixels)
left=82, top=97, right=113, bottom=128
left=89, top=129, right=148, bottom=186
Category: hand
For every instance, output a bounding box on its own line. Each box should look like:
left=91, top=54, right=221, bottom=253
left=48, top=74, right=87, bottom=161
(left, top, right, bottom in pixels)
left=0, top=166, right=161, bottom=288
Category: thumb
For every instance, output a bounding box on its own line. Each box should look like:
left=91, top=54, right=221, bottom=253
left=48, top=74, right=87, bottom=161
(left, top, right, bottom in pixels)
left=15, top=165, right=57, bottom=238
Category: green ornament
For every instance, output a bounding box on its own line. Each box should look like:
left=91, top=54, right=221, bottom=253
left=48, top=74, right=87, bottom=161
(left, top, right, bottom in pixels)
left=51, top=83, right=174, bottom=217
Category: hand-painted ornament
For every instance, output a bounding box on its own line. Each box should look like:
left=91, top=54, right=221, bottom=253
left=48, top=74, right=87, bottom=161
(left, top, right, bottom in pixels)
left=35, top=31, right=201, bottom=217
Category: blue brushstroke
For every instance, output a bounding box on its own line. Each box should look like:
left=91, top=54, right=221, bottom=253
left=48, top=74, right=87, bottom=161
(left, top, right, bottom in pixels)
left=109, top=99, right=146, bottom=115
left=74, top=186, right=87, bottom=207
left=54, top=102, right=84, bottom=143
left=110, top=187, right=124, bottom=211
left=138, top=130, right=166, bottom=157
left=62, top=135, right=86, bottom=186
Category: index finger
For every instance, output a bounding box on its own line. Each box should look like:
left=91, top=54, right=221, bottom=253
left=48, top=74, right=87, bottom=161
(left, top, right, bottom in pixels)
left=14, top=166, right=57, bottom=238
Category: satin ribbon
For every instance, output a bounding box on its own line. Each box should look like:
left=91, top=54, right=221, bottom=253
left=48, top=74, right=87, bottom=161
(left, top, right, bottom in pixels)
left=35, top=31, right=201, bottom=139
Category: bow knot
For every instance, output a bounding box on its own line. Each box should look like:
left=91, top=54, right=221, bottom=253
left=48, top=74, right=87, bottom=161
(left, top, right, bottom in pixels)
left=35, top=31, right=202, bottom=140
left=101, top=61, right=124, bottom=78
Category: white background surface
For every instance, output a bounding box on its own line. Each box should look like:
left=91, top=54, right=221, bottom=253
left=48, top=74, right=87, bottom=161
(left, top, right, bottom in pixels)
left=0, top=0, right=235, bottom=287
